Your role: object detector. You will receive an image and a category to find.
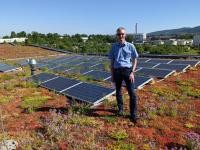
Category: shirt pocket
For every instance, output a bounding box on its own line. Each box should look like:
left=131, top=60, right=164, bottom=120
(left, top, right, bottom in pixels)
left=123, top=50, right=131, bottom=60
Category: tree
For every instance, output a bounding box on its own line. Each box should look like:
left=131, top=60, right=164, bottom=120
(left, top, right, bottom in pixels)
left=126, top=34, right=134, bottom=43
left=2, top=35, right=9, bottom=39
left=11, top=31, right=16, bottom=38
left=17, top=31, right=26, bottom=37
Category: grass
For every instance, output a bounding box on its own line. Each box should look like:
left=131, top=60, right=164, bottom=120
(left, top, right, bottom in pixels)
left=108, top=141, right=135, bottom=150
left=150, top=86, right=180, bottom=101
left=0, top=54, right=199, bottom=149
left=109, top=129, right=128, bottom=141
left=20, top=95, right=51, bottom=113
left=69, top=114, right=99, bottom=127
left=0, top=95, right=13, bottom=104
left=176, top=79, right=200, bottom=98
left=15, top=81, right=38, bottom=88
left=185, top=123, right=194, bottom=129
left=0, top=74, right=13, bottom=81
left=103, top=62, right=110, bottom=72
left=102, top=115, right=117, bottom=123
left=179, top=86, right=200, bottom=98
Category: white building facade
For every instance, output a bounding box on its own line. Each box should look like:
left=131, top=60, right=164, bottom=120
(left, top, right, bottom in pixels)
left=0, top=37, right=27, bottom=43
left=133, top=33, right=146, bottom=43
left=193, top=35, right=200, bottom=46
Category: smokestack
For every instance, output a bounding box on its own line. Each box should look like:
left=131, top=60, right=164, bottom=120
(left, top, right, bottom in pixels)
left=135, top=23, right=138, bottom=34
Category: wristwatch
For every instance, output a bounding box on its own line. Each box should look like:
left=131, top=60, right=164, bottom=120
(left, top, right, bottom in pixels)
left=131, top=71, right=135, bottom=74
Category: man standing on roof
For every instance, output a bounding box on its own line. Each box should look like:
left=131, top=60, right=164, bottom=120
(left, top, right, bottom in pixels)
left=109, top=27, right=139, bottom=123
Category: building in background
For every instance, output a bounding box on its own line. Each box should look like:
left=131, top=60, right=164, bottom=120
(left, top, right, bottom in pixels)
left=0, top=37, right=27, bottom=43
left=193, top=35, right=200, bottom=47
left=153, top=40, right=164, bottom=45
left=133, top=23, right=146, bottom=43
left=164, top=39, right=177, bottom=45
left=133, top=33, right=146, bottom=44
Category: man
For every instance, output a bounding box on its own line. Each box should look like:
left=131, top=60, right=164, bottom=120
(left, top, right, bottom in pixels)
left=109, top=27, right=139, bottom=123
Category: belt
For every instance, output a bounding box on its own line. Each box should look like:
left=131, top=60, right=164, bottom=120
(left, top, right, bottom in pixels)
left=114, top=67, right=132, bottom=71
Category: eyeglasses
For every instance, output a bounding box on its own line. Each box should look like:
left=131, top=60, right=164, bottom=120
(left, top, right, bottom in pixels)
left=117, top=33, right=125, bottom=36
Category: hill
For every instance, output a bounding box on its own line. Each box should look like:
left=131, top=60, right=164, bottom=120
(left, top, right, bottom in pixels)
left=148, top=26, right=200, bottom=36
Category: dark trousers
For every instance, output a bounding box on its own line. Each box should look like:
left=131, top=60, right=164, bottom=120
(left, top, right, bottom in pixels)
left=114, top=67, right=137, bottom=119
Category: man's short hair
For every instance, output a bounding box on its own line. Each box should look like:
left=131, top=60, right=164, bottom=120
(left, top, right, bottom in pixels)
left=116, top=27, right=126, bottom=33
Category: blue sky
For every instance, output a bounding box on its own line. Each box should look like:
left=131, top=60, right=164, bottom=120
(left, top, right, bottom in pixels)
left=0, top=0, right=200, bottom=37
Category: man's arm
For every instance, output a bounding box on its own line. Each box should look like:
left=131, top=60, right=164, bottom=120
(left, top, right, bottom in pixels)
left=132, top=58, right=137, bottom=73
left=129, top=58, right=137, bottom=83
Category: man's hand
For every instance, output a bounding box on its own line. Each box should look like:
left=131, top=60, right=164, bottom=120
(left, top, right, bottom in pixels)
left=129, top=72, right=135, bottom=83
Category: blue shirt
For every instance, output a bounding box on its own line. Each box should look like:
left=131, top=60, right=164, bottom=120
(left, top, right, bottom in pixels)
left=109, top=41, right=139, bottom=69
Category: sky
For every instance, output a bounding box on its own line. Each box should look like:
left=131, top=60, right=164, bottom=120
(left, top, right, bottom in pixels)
left=0, top=0, right=200, bottom=37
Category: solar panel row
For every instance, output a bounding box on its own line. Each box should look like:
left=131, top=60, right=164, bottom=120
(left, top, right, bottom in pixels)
left=0, top=63, right=19, bottom=72
left=29, top=73, right=115, bottom=105
left=138, top=58, right=200, bottom=66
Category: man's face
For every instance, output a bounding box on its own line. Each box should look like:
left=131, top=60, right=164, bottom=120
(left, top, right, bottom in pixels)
left=117, top=29, right=126, bottom=43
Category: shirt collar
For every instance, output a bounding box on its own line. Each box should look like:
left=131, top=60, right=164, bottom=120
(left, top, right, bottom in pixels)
left=117, top=41, right=127, bottom=47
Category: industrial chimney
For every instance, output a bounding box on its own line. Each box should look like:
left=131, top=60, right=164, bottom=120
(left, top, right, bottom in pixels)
left=135, top=23, right=138, bottom=34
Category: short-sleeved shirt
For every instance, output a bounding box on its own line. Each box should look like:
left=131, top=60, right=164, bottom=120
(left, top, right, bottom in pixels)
left=109, top=41, right=139, bottom=69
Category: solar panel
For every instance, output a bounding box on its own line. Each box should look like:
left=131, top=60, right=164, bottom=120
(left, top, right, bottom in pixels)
left=0, top=63, right=7, bottom=67
left=138, top=62, right=158, bottom=68
left=147, top=59, right=172, bottom=64
left=67, top=61, right=84, bottom=66
left=67, top=67, right=92, bottom=74
left=45, top=63, right=59, bottom=69
left=90, top=63, right=107, bottom=71
left=30, top=73, right=58, bottom=83
left=136, top=68, right=175, bottom=78
left=35, top=63, right=48, bottom=69
left=51, top=65, right=71, bottom=73
left=0, top=64, right=19, bottom=72
left=119, top=75, right=153, bottom=89
left=84, top=70, right=111, bottom=81
left=40, top=77, right=80, bottom=92
left=138, top=58, right=150, bottom=62
left=79, top=62, right=98, bottom=68
left=17, top=60, right=29, bottom=66
left=169, top=60, right=200, bottom=66
left=154, top=63, right=190, bottom=72
left=61, top=82, right=115, bottom=105
left=134, top=76, right=153, bottom=89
